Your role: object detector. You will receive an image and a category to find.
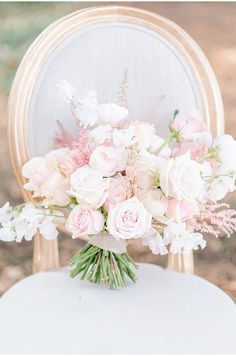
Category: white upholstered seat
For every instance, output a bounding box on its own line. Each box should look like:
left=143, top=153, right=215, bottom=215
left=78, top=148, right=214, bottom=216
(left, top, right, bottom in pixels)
left=2, top=6, right=235, bottom=354
left=0, top=263, right=236, bottom=354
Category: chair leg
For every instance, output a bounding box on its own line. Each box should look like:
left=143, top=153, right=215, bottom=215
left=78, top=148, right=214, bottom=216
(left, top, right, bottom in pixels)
left=33, top=232, right=60, bottom=273
left=167, top=251, right=194, bottom=274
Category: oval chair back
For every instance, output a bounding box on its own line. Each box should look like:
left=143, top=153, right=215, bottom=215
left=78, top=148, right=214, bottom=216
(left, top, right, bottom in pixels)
left=8, top=6, right=224, bottom=273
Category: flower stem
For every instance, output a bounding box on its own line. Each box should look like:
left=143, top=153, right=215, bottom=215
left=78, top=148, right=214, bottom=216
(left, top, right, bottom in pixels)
left=69, top=243, right=138, bottom=289
left=155, top=131, right=177, bottom=155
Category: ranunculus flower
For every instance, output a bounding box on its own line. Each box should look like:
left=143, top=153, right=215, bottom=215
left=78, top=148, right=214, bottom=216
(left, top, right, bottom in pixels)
left=104, top=176, right=132, bottom=212
left=167, top=198, right=199, bottom=221
left=22, top=148, right=71, bottom=205
left=159, top=152, right=205, bottom=201
left=66, top=206, right=104, bottom=238
left=69, top=165, right=109, bottom=209
left=89, top=144, right=127, bottom=177
left=170, top=109, right=207, bottom=141
left=107, top=197, right=152, bottom=240
left=97, top=103, right=128, bottom=127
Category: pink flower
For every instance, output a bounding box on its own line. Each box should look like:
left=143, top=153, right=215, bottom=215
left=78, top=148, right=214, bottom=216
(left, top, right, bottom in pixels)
left=60, top=147, right=91, bottom=176
left=171, top=109, right=207, bottom=141
left=167, top=198, right=199, bottom=222
left=89, top=143, right=127, bottom=177
left=172, top=142, right=207, bottom=160
left=66, top=206, right=104, bottom=238
left=104, top=176, right=132, bottom=212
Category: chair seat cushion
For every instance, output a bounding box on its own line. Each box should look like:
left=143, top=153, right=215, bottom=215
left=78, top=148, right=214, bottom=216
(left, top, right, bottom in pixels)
left=0, top=263, right=235, bottom=354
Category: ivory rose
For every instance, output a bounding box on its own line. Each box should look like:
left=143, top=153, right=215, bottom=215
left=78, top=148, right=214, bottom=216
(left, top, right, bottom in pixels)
left=89, top=144, right=127, bottom=177
left=104, top=176, right=132, bottom=212
left=107, top=197, right=152, bottom=240
left=170, top=109, right=207, bottom=141
left=167, top=198, right=199, bottom=221
left=159, top=152, right=204, bottom=201
left=22, top=148, right=71, bottom=205
left=66, top=206, right=104, bottom=238
left=69, top=165, right=109, bottom=209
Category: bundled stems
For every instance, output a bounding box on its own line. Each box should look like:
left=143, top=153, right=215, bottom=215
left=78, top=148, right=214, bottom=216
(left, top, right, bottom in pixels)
left=70, top=243, right=138, bottom=289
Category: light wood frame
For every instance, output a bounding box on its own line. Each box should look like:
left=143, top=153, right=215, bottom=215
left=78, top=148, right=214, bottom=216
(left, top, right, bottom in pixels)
left=8, top=5, right=224, bottom=273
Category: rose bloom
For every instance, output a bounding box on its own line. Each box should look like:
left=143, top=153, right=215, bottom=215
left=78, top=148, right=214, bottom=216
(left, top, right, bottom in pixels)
left=167, top=198, right=199, bottom=221
left=89, top=144, right=127, bottom=177
left=170, top=109, right=206, bottom=141
left=159, top=152, right=204, bottom=201
left=22, top=148, right=71, bottom=205
left=66, top=206, right=104, bottom=238
left=104, top=176, right=132, bottom=212
left=107, top=197, right=152, bottom=240
left=69, top=165, right=109, bottom=209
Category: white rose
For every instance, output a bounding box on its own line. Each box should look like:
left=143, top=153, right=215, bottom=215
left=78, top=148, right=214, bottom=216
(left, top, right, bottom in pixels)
left=159, top=152, right=204, bottom=201
left=69, top=165, right=109, bottom=209
left=163, top=221, right=206, bottom=253
left=97, top=103, right=128, bottom=127
left=89, top=144, right=127, bottom=177
left=107, top=197, right=152, bottom=240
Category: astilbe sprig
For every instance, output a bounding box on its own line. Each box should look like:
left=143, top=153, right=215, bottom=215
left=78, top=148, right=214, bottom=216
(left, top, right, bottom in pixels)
left=189, top=202, right=236, bottom=238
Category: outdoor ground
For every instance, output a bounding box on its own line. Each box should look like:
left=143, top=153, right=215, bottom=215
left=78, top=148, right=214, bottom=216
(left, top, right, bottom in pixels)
left=0, top=2, right=236, bottom=299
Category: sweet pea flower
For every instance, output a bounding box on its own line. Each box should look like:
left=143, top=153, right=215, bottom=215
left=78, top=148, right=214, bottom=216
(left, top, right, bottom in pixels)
left=142, top=232, right=168, bottom=255
left=138, top=189, right=167, bottom=219
left=170, top=109, right=207, bottom=141
left=107, top=197, right=152, bottom=240
left=130, top=121, right=156, bottom=150
left=66, top=206, right=104, bottom=238
left=97, top=103, right=128, bottom=127
left=163, top=221, right=206, bottom=253
left=172, top=142, right=207, bottom=160
left=167, top=198, right=199, bottom=221
left=89, top=144, right=127, bottom=177
left=69, top=165, right=109, bottom=209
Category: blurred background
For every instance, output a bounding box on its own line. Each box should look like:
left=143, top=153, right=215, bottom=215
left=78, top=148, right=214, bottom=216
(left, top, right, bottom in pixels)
left=0, top=2, right=236, bottom=299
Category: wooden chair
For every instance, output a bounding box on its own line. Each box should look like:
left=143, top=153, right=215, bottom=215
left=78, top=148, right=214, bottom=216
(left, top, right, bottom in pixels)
left=0, top=6, right=235, bottom=354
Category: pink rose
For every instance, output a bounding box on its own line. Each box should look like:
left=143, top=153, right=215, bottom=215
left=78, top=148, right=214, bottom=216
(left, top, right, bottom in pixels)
left=167, top=198, right=199, bottom=221
left=171, top=109, right=206, bottom=141
left=66, top=206, right=104, bottom=238
left=104, top=176, right=132, bottom=212
left=172, top=142, right=208, bottom=160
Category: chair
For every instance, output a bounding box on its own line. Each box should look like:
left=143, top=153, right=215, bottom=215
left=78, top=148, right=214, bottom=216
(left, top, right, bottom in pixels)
left=0, top=6, right=235, bottom=353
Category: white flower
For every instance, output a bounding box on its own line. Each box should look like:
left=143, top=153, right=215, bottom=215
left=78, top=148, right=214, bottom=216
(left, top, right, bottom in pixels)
left=69, top=165, right=109, bottom=209
left=213, top=134, right=236, bottom=171
left=112, top=127, right=134, bottom=147
left=57, top=80, right=78, bottom=102
left=0, top=222, right=16, bottom=242
left=89, top=144, right=127, bottom=177
left=97, top=103, right=128, bottom=127
left=163, top=221, right=206, bottom=253
left=22, top=148, right=71, bottom=206
left=206, top=167, right=236, bottom=201
left=130, top=121, right=156, bottom=150
left=149, top=134, right=171, bottom=157
left=89, top=125, right=113, bottom=144
left=142, top=232, right=168, bottom=255
left=0, top=202, right=16, bottom=224
left=75, top=90, right=98, bottom=127
left=107, top=197, right=152, bottom=240
left=138, top=189, right=167, bottom=219
left=159, top=152, right=205, bottom=201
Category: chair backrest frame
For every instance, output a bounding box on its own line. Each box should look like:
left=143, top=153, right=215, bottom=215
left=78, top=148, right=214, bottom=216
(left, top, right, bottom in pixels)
left=8, top=6, right=224, bottom=273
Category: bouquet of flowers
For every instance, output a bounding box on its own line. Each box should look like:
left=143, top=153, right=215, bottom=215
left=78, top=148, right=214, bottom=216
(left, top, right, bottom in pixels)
left=1, top=81, right=236, bottom=289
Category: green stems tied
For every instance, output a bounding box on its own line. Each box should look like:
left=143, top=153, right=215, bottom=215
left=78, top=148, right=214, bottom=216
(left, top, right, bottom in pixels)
left=70, top=243, right=138, bottom=289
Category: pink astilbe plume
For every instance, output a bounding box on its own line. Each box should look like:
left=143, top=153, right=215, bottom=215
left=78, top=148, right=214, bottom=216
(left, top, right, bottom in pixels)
left=53, top=120, right=75, bottom=149
left=188, top=202, right=236, bottom=238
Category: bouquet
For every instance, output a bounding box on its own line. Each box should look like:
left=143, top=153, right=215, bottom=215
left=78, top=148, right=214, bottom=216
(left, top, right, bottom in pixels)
left=1, top=80, right=236, bottom=289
